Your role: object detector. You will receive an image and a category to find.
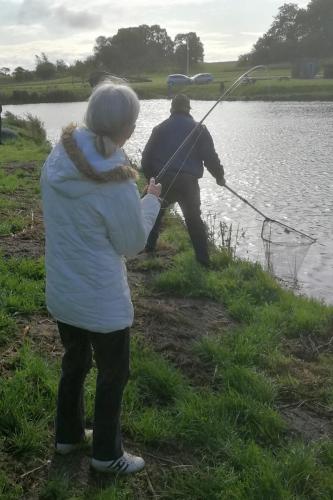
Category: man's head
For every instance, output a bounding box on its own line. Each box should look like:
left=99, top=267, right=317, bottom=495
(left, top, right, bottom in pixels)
left=170, top=94, right=191, bottom=114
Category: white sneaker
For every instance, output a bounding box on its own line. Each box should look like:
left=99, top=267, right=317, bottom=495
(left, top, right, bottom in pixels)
left=55, top=429, right=93, bottom=455
left=91, top=451, right=145, bottom=474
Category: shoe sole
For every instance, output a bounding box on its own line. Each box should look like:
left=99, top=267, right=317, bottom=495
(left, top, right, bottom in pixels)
left=90, top=464, right=145, bottom=475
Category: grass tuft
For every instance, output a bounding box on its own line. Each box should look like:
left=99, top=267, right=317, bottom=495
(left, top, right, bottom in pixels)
left=0, top=344, right=57, bottom=457
left=0, top=256, right=45, bottom=315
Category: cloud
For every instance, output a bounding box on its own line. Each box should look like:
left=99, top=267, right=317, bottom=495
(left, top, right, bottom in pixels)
left=53, top=6, right=101, bottom=29
left=0, top=34, right=95, bottom=69
left=240, top=32, right=263, bottom=37
left=202, top=32, right=233, bottom=40
left=18, top=0, right=49, bottom=23
left=17, top=0, right=102, bottom=30
left=110, top=0, right=212, bottom=5
left=1, top=0, right=309, bottom=68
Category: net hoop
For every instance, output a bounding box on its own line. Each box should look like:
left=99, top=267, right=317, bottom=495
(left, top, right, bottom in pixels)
left=261, top=218, right=316, bottom=248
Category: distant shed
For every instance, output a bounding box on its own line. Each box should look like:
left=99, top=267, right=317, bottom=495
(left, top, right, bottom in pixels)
left=292, top=59, right=320, bottom=79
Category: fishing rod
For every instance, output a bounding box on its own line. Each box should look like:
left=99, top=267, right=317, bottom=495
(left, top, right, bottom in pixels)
left=98, top=66, right=265, bottom=185
left=103, top=71, right=316, bottom=246
left=155, top=65, right=265, bottom=182
left=151, top=65, right=316, bottom=243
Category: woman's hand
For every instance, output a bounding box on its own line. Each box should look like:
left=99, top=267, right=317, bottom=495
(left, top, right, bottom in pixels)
left=147, top=177, right=162, bottom=199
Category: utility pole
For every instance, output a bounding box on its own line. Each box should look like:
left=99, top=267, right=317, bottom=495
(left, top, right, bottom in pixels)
left=0, top=104, right=2, bottom=145
left=186, top=36, right=190, bottom=76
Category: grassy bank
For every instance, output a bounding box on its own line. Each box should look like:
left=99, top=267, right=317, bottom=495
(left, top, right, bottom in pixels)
left=0, top=118, right=332, bottom=499
left=1, top=62, right=333, bottom=104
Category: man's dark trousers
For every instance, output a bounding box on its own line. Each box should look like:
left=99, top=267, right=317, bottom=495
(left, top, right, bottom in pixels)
left=56, top=322, right=130, bottom=461
left=146, top=172, right=209, bottom=266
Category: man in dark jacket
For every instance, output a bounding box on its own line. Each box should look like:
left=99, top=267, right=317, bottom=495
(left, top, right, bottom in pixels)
left=141, top=94, right=225, bottom=267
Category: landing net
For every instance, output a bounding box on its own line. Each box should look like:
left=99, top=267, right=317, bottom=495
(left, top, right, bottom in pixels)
left=261, top=219, right=316, bottom=285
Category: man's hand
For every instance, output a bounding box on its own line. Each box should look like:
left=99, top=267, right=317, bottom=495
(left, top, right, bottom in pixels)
left=147, top=177, right=162, bottom=198
left=216, top=173, right=226, bottom=187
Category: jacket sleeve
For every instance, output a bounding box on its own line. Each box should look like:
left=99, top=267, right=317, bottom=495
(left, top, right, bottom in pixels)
left=197, top=125, right=225, bottom=181
left=98, top=181, right=160, bottom=258
left=141, top=127, right=159, bottom=180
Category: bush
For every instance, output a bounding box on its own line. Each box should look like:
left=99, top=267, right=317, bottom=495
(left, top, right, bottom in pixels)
left=11, top=90, right=31, bottom=103
left=323, top=64, right=333, bottom=79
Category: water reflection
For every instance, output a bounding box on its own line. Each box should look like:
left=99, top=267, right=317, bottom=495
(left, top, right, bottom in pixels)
left=5, top=100, right=333, bottom=304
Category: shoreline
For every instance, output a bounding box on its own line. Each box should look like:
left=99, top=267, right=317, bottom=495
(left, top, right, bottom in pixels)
left=1, top=77, right=333, bottom=105
left=0, top=116, right=332, bottom=499
left=2, top=93, right=333, bottom=105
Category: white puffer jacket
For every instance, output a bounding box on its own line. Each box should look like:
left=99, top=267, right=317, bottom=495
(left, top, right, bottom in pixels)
left=41, top=127, right=160, bottom=333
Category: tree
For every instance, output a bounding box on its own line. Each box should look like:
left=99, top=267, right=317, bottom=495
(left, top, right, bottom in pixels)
left=35, top=53, right=56, bottom=80
left=239, top=0, right=333, bottom=65
left=13, top=66, right=32, bottom=81
left=174, top=32, right=204, bottom=72
left=142, top=25, right=174, bottom=70
left=299, top=0, right=333, bottom=58
left=0, top=67, right=10, bottom=77
left=67, top=56, right=96, bottom=83
left=250, top=3, right=304, bottom=63
left=93, top=36, right=116, bottom=71
left=94, top=25, right=175, bottom=73
left=56, top=59, right=68, bottom=74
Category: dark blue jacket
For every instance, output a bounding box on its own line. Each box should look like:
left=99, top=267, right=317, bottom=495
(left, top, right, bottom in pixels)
left=141, top=113, right=224, bottom=180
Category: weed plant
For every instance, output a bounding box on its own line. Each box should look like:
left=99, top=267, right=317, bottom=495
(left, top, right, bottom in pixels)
left=0, top=216, right=26, bottom=236
left=4, top=112, right=47, bottom=144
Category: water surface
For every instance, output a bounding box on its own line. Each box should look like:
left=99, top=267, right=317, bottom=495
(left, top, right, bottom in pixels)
left=5, top=100, right=333, bottom=304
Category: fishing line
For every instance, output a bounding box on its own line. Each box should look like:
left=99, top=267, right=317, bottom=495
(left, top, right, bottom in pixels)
left=105, top=69, right=317, bottom=282
left=155, top=65, right=265, bottom=182
left=148, top=66, right=316, bottom=282
left=158, top=126, right=204, bottom=203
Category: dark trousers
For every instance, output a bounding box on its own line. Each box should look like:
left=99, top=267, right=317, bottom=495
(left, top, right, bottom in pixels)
left=146, top=173, right=209, bottom=265
left=56, top=322, right=130, bottom=461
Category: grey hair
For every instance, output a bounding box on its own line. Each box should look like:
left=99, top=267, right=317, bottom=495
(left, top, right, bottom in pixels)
left=84, top=82, right=140, bottom=156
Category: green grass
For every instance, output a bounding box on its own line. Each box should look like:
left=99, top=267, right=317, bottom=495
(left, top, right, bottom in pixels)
left=39, top=478, right=133, bottom=500
left=0, top=344, right=57, bottom=457
left=1, top=62, right=333, bottom=103
left=0, top=471, right=24, bottom=500
left=0, top=216, right=26, bottom=236
left=0, top=117, right=49, bottom=250
left=0, top=255, right=45, bottom=345
left=1, top=122, right=333, bottom=498
left=0, top=256, right=45, bottom=315
left=3, top=334, right=332, bottom=499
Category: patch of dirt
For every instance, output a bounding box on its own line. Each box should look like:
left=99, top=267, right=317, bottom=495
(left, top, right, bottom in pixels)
left=0, top=221, right=45, bottom=258
left=2, top=161, right=39, bottom=174
left=283, top=334, right=333, bottom=362
left=280, top=405, right=333, bottom=442
left=0, top=315, right=60, bottom=378
left=133, top=293, right=231, bottom=384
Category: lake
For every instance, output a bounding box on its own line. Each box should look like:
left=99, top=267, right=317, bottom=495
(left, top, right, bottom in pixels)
left=4, top=100, right=333, bottom=305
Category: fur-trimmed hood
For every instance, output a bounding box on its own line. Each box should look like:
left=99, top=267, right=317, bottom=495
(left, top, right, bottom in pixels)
left=41, top=125, right=138, bottom=199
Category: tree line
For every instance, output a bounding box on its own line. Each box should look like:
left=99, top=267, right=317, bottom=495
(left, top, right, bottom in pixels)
left=239, top=0, right=333, bottom=65
left=0, top=25, right=204, bottom=82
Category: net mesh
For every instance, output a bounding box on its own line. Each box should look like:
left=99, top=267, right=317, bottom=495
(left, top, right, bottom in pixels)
left=261, top=219, right=315, bottom=284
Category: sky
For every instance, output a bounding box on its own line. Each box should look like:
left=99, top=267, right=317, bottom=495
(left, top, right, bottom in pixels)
left=0, top=0, right=310, bottom=71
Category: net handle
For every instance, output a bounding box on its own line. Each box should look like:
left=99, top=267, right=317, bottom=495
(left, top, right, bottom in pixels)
left=224, top=184, right=268, bottom=219
left=224, top=184, right=316, bottom=243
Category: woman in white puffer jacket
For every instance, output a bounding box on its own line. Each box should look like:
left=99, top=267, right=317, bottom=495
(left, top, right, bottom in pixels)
left=41, top=82, right=161, bottom=474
